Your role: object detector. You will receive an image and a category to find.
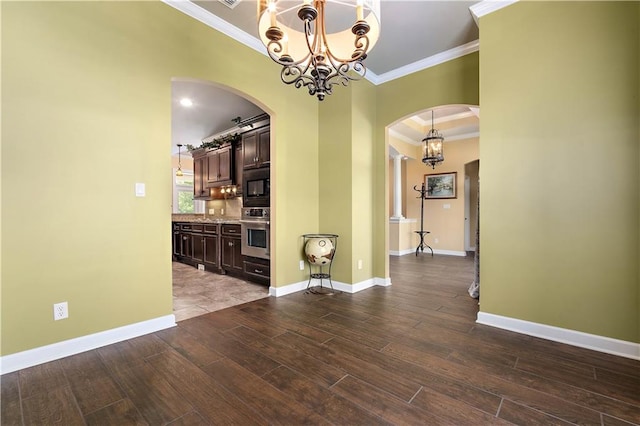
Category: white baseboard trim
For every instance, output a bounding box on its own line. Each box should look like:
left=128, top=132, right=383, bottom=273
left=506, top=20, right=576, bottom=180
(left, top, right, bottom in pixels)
left=433, top=249, right=468, bottom=257
left=269, top=276, right=391, bottom=297
left=0, top=315, right=176, bottom=374
left=391, top=249, right=468, bottom=257
left=389, top=248, right=415, bottom=256
left=477, top=312, right=640, bottom=361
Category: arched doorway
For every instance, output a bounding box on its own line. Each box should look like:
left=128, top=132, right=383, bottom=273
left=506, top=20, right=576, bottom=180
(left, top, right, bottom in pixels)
left=386, top=105, right=479, bottom=259
left=170, top=78, right=272, bottom=321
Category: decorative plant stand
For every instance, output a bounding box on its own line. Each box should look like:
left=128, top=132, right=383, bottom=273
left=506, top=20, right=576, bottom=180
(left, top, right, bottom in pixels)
left=302, top=234, right=339, bottom=295
left=413, top=183, right=434, bottom=257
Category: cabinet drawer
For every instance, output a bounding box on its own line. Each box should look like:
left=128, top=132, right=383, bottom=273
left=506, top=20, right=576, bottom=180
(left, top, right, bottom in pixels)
left=180, top=224, right=192, bottom=231
left=221, top=224, right=241, bottom=235
left=244, top=261, right=270, bottom=278
left=191, top=224, right=204, bottom=232
left=204, top=224, right=218, bottom=234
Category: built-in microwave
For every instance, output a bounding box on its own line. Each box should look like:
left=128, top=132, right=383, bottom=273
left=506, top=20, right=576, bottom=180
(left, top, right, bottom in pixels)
left=243, top=168, right=270, bottom=207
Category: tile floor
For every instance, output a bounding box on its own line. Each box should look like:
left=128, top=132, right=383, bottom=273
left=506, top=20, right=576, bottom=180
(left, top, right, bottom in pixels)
left=172, top=262, right=270, bottom=321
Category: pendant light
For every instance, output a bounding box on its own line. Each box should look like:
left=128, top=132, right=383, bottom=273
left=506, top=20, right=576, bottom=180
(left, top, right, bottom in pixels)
left=176, top=144, right=184, bottom=177
left=422, top=110, right=444, bottom=169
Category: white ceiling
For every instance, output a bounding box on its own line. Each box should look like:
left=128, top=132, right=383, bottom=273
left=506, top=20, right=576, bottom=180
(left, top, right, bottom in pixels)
left=170, top=0, right=486, bottom=155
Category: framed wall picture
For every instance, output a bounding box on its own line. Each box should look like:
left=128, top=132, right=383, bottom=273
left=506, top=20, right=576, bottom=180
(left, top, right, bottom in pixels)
left=425, top=172, right=457, bottom=199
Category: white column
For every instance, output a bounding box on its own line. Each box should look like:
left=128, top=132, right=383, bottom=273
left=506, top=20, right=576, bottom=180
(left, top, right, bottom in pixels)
left=391, top=154, right=404, bottom=220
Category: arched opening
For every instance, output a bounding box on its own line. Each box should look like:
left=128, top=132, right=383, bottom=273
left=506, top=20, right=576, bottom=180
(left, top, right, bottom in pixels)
left=170, top=78, right=274, bottom=321
left=386, top=104, right=479, bottom=259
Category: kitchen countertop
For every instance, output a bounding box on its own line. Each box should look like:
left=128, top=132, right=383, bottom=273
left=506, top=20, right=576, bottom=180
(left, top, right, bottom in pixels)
left=172, top=214, right=240, bottom=224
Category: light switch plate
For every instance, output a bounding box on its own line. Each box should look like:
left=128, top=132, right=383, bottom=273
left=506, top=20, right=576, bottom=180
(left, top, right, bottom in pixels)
left=135, top=183, right=145, bottom=197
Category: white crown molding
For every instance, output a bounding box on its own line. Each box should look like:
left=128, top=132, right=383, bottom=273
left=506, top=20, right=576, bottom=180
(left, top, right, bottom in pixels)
left=369, top=40, right=480, bottom=85
left=477, top=312, right=640, bottom=360
left=389, top=128, right=420, bottom=145
left=469, top=0, right=519, bottom=26
left=445, top=131, right=480, bottom=142
left=161, top=0, right=266, bottom=56
left=0, top=315, right=176, bottom=374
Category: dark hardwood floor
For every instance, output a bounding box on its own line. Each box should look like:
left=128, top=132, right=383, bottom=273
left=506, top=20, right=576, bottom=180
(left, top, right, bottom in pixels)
left=2, top=254, right=639, bottom=425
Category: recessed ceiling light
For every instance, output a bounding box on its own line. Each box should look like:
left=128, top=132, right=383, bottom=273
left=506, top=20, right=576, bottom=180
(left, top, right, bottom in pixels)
left=180, top=98, right=193, bottom=107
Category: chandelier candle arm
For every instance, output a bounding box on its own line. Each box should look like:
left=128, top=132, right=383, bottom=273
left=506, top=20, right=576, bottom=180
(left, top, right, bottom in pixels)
left=258, top=0, right=380, bottom=100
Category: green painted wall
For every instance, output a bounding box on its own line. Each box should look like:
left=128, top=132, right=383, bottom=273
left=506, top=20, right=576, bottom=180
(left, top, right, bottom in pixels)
left=373, top=53, right=480, bottom=279
left=318, top=89, right=354, bottom=282
left=479, top=2, right=639, bottom=342
left=317, top=80, right=376, bottom=285
left=1, top=1, right=319, bottom=356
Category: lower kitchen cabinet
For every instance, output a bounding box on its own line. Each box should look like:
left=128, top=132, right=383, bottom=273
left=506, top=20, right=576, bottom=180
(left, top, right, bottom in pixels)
left=172, top=222, right=266, bottom=283
left=221, top=224, right=243, bottom=274
left=203, top=234, right=218, bottom=267
left=192, top=233, right=205, bottom=263
left=244, top=256, right=270, bottom=284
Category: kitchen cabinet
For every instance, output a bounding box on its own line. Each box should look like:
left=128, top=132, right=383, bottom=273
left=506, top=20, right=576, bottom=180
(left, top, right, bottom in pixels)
left=244, top=257, right=270, bottom=284
left=177, top=223, right=195, bottom=259
left=235, top=142, right=243, bottom=194
left=242, top=126, right=270, bottom=170
left=172, top=221, right=269, bottom=284
left=203, top=224, right=218, bottom=268
left=193, top=156, right=209, bottom=199
left=206, top=145, right=232, bottom=187
left=172, top=224, right=181, bottom=257
left=221, top=224, right=243, bottom=274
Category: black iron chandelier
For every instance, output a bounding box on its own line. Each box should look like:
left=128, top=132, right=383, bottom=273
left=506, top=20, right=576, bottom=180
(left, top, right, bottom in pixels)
left=422, top=110, right=444, bottom=169
left=258, top=0, right=380, bottom=101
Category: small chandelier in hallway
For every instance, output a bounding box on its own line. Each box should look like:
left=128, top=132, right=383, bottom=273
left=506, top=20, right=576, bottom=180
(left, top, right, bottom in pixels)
left=422, top=110, right=444, bottom=169
left=258, top=0, right=380, bottom=101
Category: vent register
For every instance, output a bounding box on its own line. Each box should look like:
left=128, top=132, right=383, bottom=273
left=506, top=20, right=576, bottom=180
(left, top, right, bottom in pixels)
left=219, top=0, right=241, bottom=9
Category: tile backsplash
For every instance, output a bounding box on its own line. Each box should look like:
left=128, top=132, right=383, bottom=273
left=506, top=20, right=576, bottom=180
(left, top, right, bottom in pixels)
left=206, top=197, right=242, bottom=218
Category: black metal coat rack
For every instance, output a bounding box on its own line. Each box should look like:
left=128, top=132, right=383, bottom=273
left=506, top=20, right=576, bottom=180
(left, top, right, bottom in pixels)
left=413, top=182, right=434, bottom=257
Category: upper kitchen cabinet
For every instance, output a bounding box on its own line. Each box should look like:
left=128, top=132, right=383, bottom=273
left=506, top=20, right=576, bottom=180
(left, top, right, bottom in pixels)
left=242, top=126, right=270, bottom=170
left=206, top=145, right=232, bottom=187
left=193, top=155, right=209, bottom=199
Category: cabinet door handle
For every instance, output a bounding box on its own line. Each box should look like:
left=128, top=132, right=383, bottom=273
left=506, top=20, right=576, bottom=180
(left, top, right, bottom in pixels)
left=254, top=269, right=263, bottom=273
left=228, top=241, right=233, bottom=247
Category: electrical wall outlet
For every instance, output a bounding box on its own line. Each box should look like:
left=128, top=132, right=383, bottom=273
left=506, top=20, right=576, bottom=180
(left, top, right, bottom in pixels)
left=209, top=208, right=215, bottom=215
left=357, top=259, right=363, bottom=270
left=299, top=260, right=305, bottom=270
left=53, top=302, right=68, bottom=321
left=435, top=238, right=439, bottom=244
left=198, top=264, right=205, bottom=271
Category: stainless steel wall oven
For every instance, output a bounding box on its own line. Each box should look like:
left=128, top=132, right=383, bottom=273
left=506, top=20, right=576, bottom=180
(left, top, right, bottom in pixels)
left=240, top=207, right=270, bottom=260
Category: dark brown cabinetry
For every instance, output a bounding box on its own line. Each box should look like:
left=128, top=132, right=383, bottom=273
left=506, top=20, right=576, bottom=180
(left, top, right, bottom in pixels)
left=192, top=143, right=236, bottom=200
left=235, top=142, right=243, bottom=194
left=173, top=222, right=263, bottom=282
left=193, top=156, right=209, bottom=199
left=220, top=224, right=243, bottom=274
left=206, top=145, right=232, bottom=186
left=244, top=257, right=270, bottom=284
left=242, top=126, right=270, bottom=170
left=173, top=223, right=219, bottom=271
